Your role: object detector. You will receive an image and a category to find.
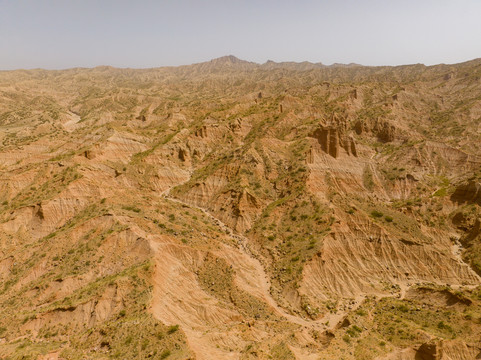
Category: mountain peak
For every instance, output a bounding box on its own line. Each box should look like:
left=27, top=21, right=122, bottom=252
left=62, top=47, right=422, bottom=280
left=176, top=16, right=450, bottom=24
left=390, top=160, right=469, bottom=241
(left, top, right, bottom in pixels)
left=188, top=55, right=257, bottom=72
left=208, top=55, right=253, bottom=65
left=211, top=55, right=244, bottom=64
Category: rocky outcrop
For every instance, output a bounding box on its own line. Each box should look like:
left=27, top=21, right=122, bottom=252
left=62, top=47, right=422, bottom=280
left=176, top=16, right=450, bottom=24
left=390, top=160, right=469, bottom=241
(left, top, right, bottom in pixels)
left=178, top=147, right=189, bottom=162
left=310, top=124, right=357, bottom=158
left=195, top=125, right=208, bottom=138
left=416, top=340, right=481, bottom=360
left=416, top=342, right=437, bottom=360
left=405, top=286, right=472, bottom=307
left=451, top=180, right=481, bottom=205
left=354, top=117, right=396, bottom=142
left=23, top=285, right=124, bottom=333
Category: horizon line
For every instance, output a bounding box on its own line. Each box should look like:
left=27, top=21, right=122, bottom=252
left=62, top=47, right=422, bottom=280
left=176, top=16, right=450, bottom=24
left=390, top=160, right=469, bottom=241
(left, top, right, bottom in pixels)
left=1, top=55, right=480, bottom=72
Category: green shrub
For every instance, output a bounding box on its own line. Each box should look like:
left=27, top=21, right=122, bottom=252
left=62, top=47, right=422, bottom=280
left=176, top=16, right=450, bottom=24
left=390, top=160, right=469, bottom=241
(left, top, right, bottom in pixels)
left=124, top=335, right=133, bottom=345
left=433, top=188, right=447, bottom=197
left=167, top=325, right=179, bottom=334
left=160, top=350, right=171, bottom=359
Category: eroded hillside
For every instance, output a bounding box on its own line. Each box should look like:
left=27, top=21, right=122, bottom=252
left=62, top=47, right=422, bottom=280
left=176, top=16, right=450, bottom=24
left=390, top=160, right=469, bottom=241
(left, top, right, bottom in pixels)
left=1, top=56, right=481, bottom=359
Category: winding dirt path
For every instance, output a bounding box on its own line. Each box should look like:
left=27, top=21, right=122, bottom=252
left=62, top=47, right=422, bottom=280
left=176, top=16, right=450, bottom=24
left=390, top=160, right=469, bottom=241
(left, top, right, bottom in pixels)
left=160, top=190, right=364, bottom=332
left=152, top=184, right=475, bottom=359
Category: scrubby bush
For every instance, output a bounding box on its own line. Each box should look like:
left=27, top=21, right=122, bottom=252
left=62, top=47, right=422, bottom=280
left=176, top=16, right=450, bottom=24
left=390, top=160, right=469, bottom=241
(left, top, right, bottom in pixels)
left=167, top=325, right=179, bottom=334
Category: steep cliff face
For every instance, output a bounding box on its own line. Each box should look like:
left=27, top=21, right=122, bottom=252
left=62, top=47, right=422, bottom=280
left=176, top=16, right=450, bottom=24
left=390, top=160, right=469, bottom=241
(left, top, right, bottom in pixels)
left=451, top=180, right=481, bottom=205
left=311, top=124, right=358, bottom=158
left=1, top=58, right=481, bottom=359
left=354, top=117, right=397, bottom=143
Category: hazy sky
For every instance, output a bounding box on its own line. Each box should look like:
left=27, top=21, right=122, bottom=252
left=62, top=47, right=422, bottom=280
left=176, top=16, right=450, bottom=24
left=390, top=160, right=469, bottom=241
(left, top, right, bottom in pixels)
left=1, top=0, right=480, bottom=69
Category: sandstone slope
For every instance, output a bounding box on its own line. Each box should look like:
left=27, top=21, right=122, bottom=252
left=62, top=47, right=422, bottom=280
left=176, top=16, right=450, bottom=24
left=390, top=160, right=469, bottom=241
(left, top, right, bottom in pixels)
left=1, top=56, right=481, bottom=359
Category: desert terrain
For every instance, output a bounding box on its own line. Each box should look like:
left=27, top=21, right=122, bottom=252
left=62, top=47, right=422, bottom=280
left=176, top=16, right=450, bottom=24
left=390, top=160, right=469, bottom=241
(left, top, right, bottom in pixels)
left=1, top=55, right=481, bottom=359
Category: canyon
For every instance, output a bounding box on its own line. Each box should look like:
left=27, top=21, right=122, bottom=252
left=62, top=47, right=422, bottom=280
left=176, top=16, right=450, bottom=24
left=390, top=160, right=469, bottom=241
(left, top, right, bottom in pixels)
left=1, top=56, right=481, bottom=359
